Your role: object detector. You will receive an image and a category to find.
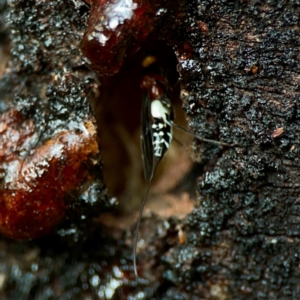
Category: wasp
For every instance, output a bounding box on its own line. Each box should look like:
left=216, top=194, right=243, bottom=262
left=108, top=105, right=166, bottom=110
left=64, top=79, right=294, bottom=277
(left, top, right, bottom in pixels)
left=133, top=56, right=232, bottom=276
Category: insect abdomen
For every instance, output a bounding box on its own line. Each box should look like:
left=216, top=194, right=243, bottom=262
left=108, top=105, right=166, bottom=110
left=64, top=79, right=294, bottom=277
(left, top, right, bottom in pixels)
left=152, top=119, right=172, bottom=158
left=150, top=97, right=173, bottom=159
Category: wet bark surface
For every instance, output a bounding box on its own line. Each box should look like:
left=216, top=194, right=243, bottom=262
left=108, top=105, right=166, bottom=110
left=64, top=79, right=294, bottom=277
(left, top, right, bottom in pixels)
left=0, top=0, right=300, bottom=299
left=161, top=1, right=300, bottom=299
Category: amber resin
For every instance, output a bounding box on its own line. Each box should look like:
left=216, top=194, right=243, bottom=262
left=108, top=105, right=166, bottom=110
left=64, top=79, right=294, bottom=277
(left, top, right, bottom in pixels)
left=0, top=109, right=99, bottom=240
left=81, top=0, right=170, bottom=76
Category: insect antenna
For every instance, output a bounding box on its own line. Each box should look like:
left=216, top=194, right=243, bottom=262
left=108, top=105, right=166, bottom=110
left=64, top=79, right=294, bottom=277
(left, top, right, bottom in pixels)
left=171, top=121, right=234, bottom=147
left=133, top=160, right=159, bottom=277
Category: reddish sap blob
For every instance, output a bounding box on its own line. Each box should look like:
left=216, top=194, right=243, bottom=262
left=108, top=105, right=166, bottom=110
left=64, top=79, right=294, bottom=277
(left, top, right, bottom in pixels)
left=81, top=0, right=170, bottom=76
left=0, top=109, right=99, bottom=240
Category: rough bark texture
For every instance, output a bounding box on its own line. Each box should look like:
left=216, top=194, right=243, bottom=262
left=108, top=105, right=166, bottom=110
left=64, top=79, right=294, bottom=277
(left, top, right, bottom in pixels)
left=160, top=1, right=300, bottom=299
left=0, top=0, right=300, bottom=299
left=0, top=0, right=113, bottom=241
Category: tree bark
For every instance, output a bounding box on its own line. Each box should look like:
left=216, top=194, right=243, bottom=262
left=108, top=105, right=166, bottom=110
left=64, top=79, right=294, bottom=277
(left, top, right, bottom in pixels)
left=0, top=0, right=299, bottom=299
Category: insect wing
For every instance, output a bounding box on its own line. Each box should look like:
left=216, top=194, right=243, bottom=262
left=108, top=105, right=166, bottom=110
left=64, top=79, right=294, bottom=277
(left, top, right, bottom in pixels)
left=140, top=92, right=155, bottom=182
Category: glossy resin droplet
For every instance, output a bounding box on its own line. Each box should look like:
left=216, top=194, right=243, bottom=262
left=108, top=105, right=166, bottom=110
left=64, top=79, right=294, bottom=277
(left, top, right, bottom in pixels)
left=0, top=109, right=99, bottom=240
left=81, top=0, right=170, bottom=76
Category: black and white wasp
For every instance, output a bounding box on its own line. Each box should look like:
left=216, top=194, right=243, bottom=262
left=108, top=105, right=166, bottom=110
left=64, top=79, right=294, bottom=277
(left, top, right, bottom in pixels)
left=133, top=56, right=232, bottom=276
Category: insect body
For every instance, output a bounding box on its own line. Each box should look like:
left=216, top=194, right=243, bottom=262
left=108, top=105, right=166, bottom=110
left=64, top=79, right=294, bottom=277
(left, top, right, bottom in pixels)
left=133, top=58, right=234, bottom=276
left=140, top=71, right=174, bottom=178
left=150, top=99, right=173, bottom=156
left=133, top=66, right=174, bottom=276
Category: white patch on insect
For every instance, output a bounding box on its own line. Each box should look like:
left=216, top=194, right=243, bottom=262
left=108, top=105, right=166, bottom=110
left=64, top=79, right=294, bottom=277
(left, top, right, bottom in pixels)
left=151, top=99, right=170, bottom=123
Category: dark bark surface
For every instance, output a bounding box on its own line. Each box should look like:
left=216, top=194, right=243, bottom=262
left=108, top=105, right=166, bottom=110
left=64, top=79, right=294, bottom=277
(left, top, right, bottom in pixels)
left=160, top=1, right=300, bottom=299
left=0, top=0, right=113, bottom=241
left=0, top=0, right=300, bottom=299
